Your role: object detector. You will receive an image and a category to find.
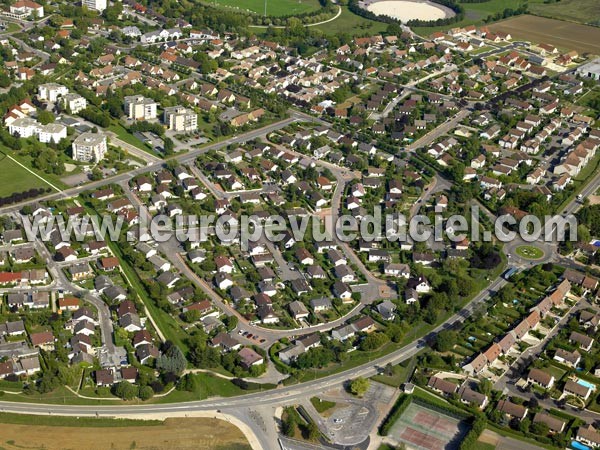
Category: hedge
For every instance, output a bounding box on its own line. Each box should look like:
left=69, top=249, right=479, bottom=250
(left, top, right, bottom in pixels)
left=379, top=394, right=412, bottom=436
left=459, top=416, right=487, bottom=450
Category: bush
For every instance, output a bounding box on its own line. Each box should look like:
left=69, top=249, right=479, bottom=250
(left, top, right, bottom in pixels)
left=380, top=394, right=412, bottom=436
left=459, top=416, right=487, bottom=450
left=138, top=385, right=154, bottom=401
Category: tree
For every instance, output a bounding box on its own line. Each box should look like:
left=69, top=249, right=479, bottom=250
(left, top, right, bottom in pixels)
left=478, top=378, right=492, bottom=396
left=306, top=421, right=320, bottom=441
left=138, top=385, right=154, bottom=401
left=433, top=330, right=457, bottom=352
left=37, top=110, right=55, bottom=125
left=113, top=381, right=138, bottom=400
left=530, top=420, right=549, bottom=436
left=182, top=309, right=200, bottom=323
left=224, top=315, right=238, bottom=331
left=156, top=343, right=187, bottom=375
left=349, top=377, right=369, bottom=397
left=359, top=332, right=389, bottom=351
left=281, top=407, right=297, bottom=437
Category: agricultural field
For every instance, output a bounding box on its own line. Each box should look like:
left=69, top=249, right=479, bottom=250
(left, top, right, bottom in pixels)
left=0, top=151, right=51, bottom=197
left=0, top=417, right=251, bottom=450
left=487, top=15, right=600, bottom=54
left=528, top=0, right=600, bottom=27
left=211, top=0, right=322, bottom=16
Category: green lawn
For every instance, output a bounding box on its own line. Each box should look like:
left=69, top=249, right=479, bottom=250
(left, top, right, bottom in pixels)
left=475, top=442, right=496, bottom=450
left=106, top=238, right=191, bottom=354
left=312, top=5, right=387, bottom=35
left=515, top=245, right=545, bottom=260
left=108, top=123, right=161, bottom=158
left=153, top=373, right=274, bottom=403
left=0, top=152, right=53, bottom=197
left=310, top=396, right=336, bottom=414
left=528, top=0, right=600, bottom=26
left=413, top=0, right=525, bottom=36
left=210, top=0, right=322, bottom=16
left=0, top=412, right=162, bottom=428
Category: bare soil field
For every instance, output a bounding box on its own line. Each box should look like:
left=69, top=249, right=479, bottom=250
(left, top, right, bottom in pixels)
left=487, top=15, right=600, bottom=55
left=0, top=417, right=251, bottom=450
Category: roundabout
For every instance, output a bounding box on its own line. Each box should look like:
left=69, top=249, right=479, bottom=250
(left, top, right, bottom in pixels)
left=515, top=245, right=545, bottom=260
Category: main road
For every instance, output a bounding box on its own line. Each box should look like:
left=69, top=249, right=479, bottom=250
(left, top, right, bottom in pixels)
left=0, top=273, right=506, bottom=410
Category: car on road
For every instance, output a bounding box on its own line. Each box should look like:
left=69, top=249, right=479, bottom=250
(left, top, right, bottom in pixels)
left=238, top=329, right=245, bottom=335
left=247, top=333, right=253, bottom=339
left=333, top=418, right=343, bottom=423
left=259, top=339, right=266, bottom=343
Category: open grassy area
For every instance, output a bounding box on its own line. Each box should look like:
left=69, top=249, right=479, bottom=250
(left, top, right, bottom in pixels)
left=0, top=152, right=51, bottom=197
left=108, top=123, right=161, bottom=158
left=105, top=237, right=191, bottom=355
left=515, top=245, right=545, bottom=260
left=153, top=372, right=274, bottom=403
left=211, top=0, right=322, bottom=16
left=413, top=0, right=524, bottom=36
left=310, top=396, right=336, bottom=414
left=0, top=417, right=250, bottom=450
left=528, top=0, right=600, bottom=26
left=475, top=441, right=496, bottom=450
left=312, top=5, right=387, bottom=35
left=0, top=412, right=162, bottom=427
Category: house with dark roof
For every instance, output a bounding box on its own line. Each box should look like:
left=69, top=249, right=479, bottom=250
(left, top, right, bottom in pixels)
left=533, top=413, right=565, bottom=433
left=527, top=368, right=554, bottom=389
left=427, top=376, right=458, bottom=396
left=497, top=399, right=528, bottom=420
left=458, top=385, right=488, bottom=409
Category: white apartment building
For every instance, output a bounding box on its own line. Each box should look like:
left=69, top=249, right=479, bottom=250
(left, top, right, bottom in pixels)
left=124, top=96, right=158, bottom=120
left=140, top=28, right=182, bottom=44
left=72, top=132, right=107, bottom=162
left=62, top=93, right=87, bottom=114
left=8, top=0, right=44, bottom=18
left=38, top=123, right=67, bottom=144
left=163, top=106, right=198, bottom=132
left=38, top=83, right=69, bottom=102
left=8, top=117, right=39, bottom=138
left=8, top=118, right=66, bottom=144
left=82, top=0, right=107, bottom=12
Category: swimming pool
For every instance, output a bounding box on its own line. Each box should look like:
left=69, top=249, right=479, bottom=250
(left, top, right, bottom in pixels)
left=571, top=440, right=591, bottom=450
left=577, top=379, right=596, bottom=390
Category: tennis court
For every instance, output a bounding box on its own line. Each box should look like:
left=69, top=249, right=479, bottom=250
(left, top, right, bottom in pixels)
left=387, top=402, right=469, bottom=450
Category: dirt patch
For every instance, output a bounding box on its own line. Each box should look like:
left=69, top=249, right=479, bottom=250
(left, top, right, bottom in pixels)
left=0, top=418, right=251, bottom=450
left=588, top=195, right=600, bottom=205
left=487, top=15, right=600, bottom=54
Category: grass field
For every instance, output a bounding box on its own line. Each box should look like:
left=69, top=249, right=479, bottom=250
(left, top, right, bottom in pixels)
left=310, top=396, right=336, bottom=414
left=0, top=152, right=52, bottom=197
left=312, top=5, right=387, bottom=35
left=0, top=417, right=251, bottom=450
left=211, top=0, right=322, bottom=16
left=108, top=123, right=161, bottom=158
left=0, top=412, right=162, bottom=427
left=528, top=0, right=600, bottom=27
left=487, top=15, right=600, bottom=54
